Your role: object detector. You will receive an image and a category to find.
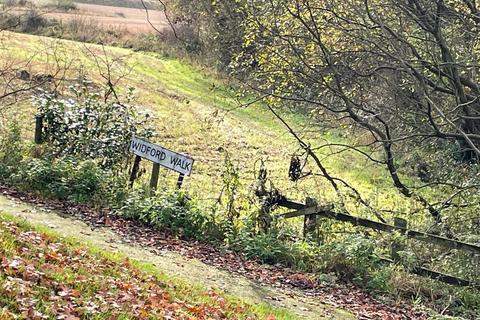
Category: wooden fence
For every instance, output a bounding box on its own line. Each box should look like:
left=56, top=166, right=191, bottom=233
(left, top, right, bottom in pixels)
left=275, top=198, right=480, bottom=287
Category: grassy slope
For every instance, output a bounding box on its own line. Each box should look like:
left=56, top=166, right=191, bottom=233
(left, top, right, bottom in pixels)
left=0, top=211, right=294, bottom=319
left=0, top=31, right=422, bottom=227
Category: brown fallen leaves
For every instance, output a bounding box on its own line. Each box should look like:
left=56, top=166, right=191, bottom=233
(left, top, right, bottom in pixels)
left=0, top=186, right=427, bottom=319
left=0, top=220, right=272, bottom=320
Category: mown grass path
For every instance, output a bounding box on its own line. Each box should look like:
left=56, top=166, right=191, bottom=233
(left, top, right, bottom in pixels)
left=0, top=194, right=355, bottom=320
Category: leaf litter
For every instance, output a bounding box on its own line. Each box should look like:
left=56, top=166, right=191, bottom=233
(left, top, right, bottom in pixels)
left=0, top=186, right=427, bottom=319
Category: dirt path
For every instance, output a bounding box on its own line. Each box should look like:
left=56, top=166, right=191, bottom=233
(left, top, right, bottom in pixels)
left=0, top=194, right=354, bottom=320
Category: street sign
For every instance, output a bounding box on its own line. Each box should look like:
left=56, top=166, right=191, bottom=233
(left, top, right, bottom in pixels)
left=130, top=137, right=194, bottom=176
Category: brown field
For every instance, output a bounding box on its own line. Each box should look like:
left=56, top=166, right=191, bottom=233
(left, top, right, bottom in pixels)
left=45, top=2, right=169, bottom=34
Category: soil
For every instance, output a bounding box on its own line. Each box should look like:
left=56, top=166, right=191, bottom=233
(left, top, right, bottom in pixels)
left=45, top=3, right=169, bottom=34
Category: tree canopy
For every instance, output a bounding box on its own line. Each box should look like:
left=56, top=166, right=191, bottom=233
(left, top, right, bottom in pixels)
left=213, top=0, right=479, bottom=236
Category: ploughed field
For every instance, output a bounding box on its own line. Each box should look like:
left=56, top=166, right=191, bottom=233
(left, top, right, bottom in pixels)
left=16, top=2, right=169, bottom=34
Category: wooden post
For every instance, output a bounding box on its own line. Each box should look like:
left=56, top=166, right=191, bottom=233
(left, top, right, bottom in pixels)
left=391, top=217, right=408, bottom=262
left=304, top=197, right=318, bottom=238
left=177, top=173, right=185, bottom=189
left=150, top=163, right=160, bottom=190
left=34, top=115, right=43, bottom=144
left=129, top=155, right=142, bottom=188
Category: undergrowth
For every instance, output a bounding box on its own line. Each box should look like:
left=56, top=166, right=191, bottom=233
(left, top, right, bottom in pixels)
left=0, top=55, right=478, bottom=320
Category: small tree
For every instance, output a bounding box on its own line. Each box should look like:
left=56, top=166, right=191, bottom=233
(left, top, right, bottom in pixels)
left=228, top=0, right=480, bottom=237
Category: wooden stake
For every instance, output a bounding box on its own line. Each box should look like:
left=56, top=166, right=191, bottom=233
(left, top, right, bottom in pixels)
left=177, top=173, right=185, bottom=189
left=150, top=163, right=160, bottom=190
left=391, top=217, right=408, bottom=262
left=34, top=115, right=43, bottom=144
left=304, top=197, right=318, bottom=238
left=129, top=155, right=142, bottom=188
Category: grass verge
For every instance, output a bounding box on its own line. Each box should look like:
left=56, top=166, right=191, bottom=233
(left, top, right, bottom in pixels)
left=0, top=211, right=295, bottom=319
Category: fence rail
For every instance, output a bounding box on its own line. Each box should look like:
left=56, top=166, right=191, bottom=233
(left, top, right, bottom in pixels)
left=278, top=203, right=480, bottom=254
left=275, top=198, right=480, bottom=287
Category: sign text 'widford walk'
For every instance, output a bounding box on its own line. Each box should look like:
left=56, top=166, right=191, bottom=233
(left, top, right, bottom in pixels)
left=130, top=137, right=194, bottom=176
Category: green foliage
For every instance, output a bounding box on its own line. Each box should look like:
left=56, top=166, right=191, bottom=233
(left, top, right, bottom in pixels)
left=0, top=123, right=127, bottom=205
left=229, top=228, right=381, bottom=285
left=43, top=0, right=77, bottom=11
left=9, top=158, right=101, bottom=202
left=117, top=190, right=224, bottom=242
left=230, top=228, right=292, bottom=265
left=170, top=0, right=246, bottom=69
left=0, top=121, right=25, bottom=180
left=5, top=155, right=130, bottom=205
left=367, top=266, right=396, bottom=293
left=221, top=152, right=241, bottom=227
left=315, top=235, right=380, bottom=283
left=455, top=288, right=480, bottom=318
left=34, top=82, right=153, bottom=169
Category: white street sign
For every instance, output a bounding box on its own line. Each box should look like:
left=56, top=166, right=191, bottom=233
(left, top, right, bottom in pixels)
left=130, top=137, right=194, bottom=176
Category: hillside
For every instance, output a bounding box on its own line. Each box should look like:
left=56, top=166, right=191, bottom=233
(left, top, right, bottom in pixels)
left=0, top=31, right=402, bottom=217
left=0, top=28, right=479, bottom=319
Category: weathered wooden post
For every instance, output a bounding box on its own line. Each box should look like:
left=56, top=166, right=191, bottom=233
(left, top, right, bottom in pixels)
left=150, top=163, right=160, bottom=190
left=34, top=115, right=44, bottom=144
left=304, top=197, right=318, bottom=238
left=177, top=173, right=185, bottom=189
left=129, top=155, right=142, bottom=188
left=391, top=217, right=408, bottom=262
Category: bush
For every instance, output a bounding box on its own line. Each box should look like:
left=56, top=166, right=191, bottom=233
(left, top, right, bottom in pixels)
left=22, top=10, right=49, bottom=33
left=316, top=235, right=381, bottom=283
left=0, top=121, right=27, bottom=180
left=44, top=0, right=77, bottom=11
left=230, top=229, right=293, bottom=265
left=117, top=190, right=223, bottom=241
left=1, top=0, right=28, bottom=8
left=34, top=82, right=153, bottom=169
left=8, top=158, right=102, bottom=202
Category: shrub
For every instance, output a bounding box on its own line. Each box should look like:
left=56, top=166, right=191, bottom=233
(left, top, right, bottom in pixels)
left=1, top=0, right=27, bottom=8
left=0, top=121, right=25, bottom=179
left=229, top=229, right=293, bottom=265
left=34, top=82, right=153, bottom=169
left=9, top=158, right=103, bottom=202
left=44, top=0, right=77, bottom=11
left=116, top=190, right=223, bottom=241
left=21, top=10, right=49, bottom=33
left=315, top=235, right=381, bottom=283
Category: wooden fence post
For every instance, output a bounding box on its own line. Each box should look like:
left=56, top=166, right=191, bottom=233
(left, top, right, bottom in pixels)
left=150, top=163, right=160, bottom=190
left=304, top=197, right=318, bottom=238
left=34, top=115, right=43, bottom=144
left=391, top=217, right=408, bottom=262
left=177, top=173, right=185, bottom=189
left=129, top=155, right=142, bottom=188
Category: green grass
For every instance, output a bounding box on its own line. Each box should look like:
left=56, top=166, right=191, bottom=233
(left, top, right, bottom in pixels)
left=0, top=211, right=295, bottom=319
left=0, top=31, right=427, bottom=228
left=1, top=30, right=478, bottom=320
